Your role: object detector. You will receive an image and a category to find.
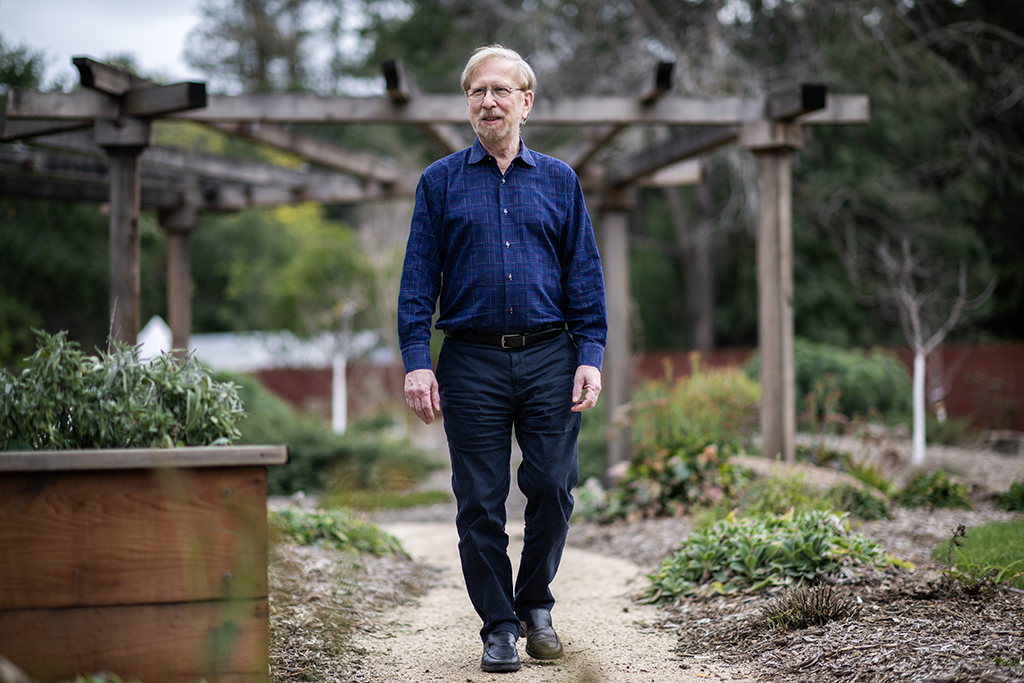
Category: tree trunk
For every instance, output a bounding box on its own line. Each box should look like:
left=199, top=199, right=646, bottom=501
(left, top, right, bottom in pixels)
left=912, top=350, right=927, bottom=466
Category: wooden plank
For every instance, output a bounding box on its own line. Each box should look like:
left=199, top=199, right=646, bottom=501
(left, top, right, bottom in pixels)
left=122, top=82, right=207, bottom=117
left=0, top=599, right=269, bottom=683
left=637, top=159, right=702, bottom=187
left=9, top=88, right=868, bottom=127
left=5, top=88, right=118, bottom=119
left=0, top=445, right=289, bottom=472
left=0, top=116, right=92, bottom=141
left=798, top=94, right=870, bottom=124
left=0, top=466, right=269, bottom=610
left=563, top=63, right=675, bottom=172
left=380, top=58, right=468, bottom=154
left=765, top=84, right=826, bottom=121
left=172, top=93, right=867, bottom=125
left=607, top=126, right=738, bottom=186
left=74, top=56, right=148, bottom=95
left=206, top=121, right=408, bottom=185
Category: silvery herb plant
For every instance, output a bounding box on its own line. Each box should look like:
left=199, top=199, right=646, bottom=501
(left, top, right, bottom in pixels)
left=1, top=330, right=245, bottom=450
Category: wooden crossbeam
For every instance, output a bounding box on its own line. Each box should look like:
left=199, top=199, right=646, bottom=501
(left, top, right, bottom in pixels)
left=9, top=84, right=867, bottom=128
left=161, top=93, right=868, bottom=126
left=607, top=126, right=739, bottom=187
left=383, top=58, right=468, bottom=155
left=74, top=56, right=149, bottom=96
left=205, top=122, right=410, bottom=186
left=5, top=84, right=205, bottom=119
left=563, top=62, right=675, bottom=172
left=71, top=57, right=411, bottom=184
left=0, top=141, right=399, bottom=210
left=0, top=115, right=92, bottom=142
left=766, top=84, right=826, bottom=120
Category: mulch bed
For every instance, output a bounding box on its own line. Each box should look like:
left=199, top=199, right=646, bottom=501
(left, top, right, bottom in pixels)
left=568, top=503, right=1024, bottom=683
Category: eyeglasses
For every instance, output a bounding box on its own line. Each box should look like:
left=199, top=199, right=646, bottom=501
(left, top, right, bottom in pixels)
left=466, top=86, right=524, bottom=101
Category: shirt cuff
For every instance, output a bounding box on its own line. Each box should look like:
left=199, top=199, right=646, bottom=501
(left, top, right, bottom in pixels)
left=401, top=344, right=433, bottom=374
left=576, top=342, right=604, bottom=371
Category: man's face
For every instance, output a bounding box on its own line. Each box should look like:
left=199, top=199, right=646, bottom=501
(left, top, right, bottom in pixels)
left=466, top=58, right=534, bottom=147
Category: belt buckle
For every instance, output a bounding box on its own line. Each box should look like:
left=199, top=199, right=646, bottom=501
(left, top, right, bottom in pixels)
left=500, top=334, right=523, bottom=349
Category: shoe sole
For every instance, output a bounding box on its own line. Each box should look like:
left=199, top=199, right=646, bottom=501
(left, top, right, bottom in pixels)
left=481, top=661, right=522, bottom=673
left=525, top=646, right=563, bottom=661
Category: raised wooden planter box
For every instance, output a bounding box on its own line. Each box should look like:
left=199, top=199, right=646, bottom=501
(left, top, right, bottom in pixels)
left=0, top=445, right=288, bottom=683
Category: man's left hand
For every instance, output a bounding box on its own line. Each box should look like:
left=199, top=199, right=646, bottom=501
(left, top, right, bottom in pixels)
left=571, top=365, right=602, bottom=412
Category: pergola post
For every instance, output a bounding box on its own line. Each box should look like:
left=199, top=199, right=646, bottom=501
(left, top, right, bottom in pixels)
left=96, top=117, right=152, bottom=345
left=741, top=122, right=804, bottom=462
left=600, top=186, right=636, bottom=477
left=158, top=205, right=198, bottom=353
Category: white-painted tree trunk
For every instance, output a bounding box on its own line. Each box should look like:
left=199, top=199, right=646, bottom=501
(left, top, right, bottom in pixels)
left=331, top=350, right=348, bottom=435
left=912, top=351, right=926, bottom=466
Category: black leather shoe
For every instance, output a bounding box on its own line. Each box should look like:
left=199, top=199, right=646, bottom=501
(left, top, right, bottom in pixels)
left=481, top=630, right=521, bottom=673
left=521, top=609, right=563, bottom=660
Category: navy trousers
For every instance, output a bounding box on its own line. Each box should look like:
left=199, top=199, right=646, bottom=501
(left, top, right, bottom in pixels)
left=436, top=330, right=581, bottom=641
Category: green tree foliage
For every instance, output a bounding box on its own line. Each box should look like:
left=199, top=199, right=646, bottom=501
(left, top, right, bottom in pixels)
left=746, top=338, right=912, bottom=422
left=185, top=0, right=370, bottom=94
left=0, top=200, right=167, bottom=368
left=189, top=203, right=373, bottom=335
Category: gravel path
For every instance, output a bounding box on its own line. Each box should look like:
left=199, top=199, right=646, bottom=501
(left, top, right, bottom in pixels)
left=349, top=519, right=756, bottom=682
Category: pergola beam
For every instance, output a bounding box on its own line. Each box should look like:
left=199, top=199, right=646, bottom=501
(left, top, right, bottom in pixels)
left=607, top=125, right=738, bottom=187
left=206, top=121, right=409, bottom=186
left=0, top=142, right=394, bottom=210
left=71, top=56, right=410, bottom=186
left=563, top=62, right=675, bottom=172
left=383, top=58, right=468, bottom=156
left=8, top=87, right=867, bottom=127
left=0, top=115, right=92, bottom=141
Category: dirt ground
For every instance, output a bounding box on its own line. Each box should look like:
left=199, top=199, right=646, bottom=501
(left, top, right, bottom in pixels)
left=269, top=424, right=1024, bottom=683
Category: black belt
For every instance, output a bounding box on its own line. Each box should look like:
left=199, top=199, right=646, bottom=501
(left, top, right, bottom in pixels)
left=443, top=326, right=563, bottom=350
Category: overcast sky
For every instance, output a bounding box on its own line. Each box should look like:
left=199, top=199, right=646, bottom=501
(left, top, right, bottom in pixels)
left=0, top=0, right=206, bottom=85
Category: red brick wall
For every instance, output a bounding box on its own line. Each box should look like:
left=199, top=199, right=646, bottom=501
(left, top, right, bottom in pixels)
left=635, top=344, right=1024, bottom=431
left=253, top=344, right=1024, bottom=431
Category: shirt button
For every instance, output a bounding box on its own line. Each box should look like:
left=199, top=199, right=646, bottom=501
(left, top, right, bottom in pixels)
left=508, top=273, right=513, bottom=281
left=509, top=306, right=513, bottom=314
left=505, top=241, right=510, bottom=248
left=501, top=179, right=505, bottom=184
left=503, top=208, right=508, bottom=215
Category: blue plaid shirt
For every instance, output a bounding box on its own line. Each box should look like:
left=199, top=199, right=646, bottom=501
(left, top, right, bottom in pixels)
left=398, top=138, right=607, bottom=373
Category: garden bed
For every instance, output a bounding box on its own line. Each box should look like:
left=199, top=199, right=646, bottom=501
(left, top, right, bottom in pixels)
left=0, top=445, right=288, bottom=683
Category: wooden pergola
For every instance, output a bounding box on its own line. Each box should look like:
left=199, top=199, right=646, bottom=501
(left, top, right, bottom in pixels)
left=2, top=58, right=869, bottom=464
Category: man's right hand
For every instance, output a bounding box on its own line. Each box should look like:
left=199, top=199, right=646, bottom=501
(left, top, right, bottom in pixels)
left=405, top=369, right=441, bottom=425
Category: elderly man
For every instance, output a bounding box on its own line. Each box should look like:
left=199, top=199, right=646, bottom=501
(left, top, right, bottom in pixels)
left=398, top=44, right=607, bottom=673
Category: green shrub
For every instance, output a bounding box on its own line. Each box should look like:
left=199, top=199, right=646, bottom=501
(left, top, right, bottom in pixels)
left=269, top=507, right=405, bottom=556
left=896, top=470, right=972, bottom=510
left=997, top=480, right=1024, bottom=512
left=839, top=455, right=900, bottom=498
left=1, top=330, right=243, bottom=450
left=220, top=371, right=435, bottom=496
left=746, top=338, right=911, bottom=423
left=577, top=403, right=609, bottom=483
left=827, top=483, right=892, bottom=520
left=694, top=474, right=891, bottom=529
left=605, top=359, right=758, bottom=518
left=644, top=509, right=906, bottom=602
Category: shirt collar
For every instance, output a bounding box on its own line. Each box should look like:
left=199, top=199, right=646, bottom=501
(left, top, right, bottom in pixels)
left=469, top=137, right=537, bottom=168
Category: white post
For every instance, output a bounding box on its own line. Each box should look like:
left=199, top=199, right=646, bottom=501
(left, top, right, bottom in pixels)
left=912, top=351, right=926, bottom=466
left=332, top=350, right=348, bottom=435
